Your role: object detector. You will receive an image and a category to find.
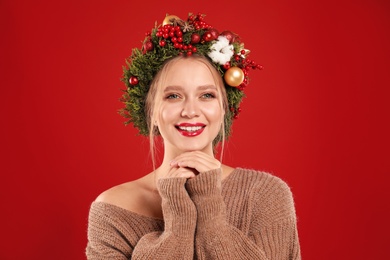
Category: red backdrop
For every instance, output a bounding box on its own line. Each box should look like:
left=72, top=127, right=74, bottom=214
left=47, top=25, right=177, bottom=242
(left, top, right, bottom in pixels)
left=1, top=0, right=389, bottom=259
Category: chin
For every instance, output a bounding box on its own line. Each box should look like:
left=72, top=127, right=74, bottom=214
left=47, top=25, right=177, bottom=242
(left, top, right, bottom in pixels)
left=176, top=140, right=212, bottom=153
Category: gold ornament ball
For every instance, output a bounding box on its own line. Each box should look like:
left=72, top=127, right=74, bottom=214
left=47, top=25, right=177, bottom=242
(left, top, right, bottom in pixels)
left=162, top=15, right=181, bottom=26
left=224, top=67, right=244, bottom=87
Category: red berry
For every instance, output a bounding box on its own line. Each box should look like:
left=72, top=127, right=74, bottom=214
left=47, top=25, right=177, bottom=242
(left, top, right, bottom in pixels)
left=159, top=40, right=166, bottom=47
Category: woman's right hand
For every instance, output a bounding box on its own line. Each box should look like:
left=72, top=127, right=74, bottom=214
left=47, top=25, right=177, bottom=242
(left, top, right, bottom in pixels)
left=157, top=166, right=197, bottom=180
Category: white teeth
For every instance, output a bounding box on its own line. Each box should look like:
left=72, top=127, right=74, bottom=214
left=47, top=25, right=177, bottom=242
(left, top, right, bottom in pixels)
left=178, top=126, right=202, bottom=132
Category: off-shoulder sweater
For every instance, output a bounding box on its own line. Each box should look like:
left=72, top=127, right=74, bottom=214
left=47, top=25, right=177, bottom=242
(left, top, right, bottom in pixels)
left=86, top=168, right=301, bottom=259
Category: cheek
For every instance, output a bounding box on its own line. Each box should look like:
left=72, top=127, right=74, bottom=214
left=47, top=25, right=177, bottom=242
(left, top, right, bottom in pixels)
left=203, top=104, right=224, bottom=122
left=158, top=104, right=178, bottom=125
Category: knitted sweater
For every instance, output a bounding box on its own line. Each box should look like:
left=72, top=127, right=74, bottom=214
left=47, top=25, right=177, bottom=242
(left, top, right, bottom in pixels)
left=86, top=168, right=301, bottom=259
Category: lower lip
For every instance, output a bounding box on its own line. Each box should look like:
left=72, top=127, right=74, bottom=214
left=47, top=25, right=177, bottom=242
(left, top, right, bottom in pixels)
left=176, top=127, right=205, bottom=137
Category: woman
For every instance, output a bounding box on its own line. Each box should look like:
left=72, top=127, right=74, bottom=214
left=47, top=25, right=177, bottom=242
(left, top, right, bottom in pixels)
left=86, top=13, right=301, bottom=259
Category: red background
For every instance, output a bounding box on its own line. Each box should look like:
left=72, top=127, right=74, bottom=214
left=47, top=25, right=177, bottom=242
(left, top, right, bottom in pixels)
left=1, top=0, right=389, bottom=259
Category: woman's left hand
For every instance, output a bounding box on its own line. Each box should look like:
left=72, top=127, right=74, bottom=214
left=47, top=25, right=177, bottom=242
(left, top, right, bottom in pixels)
left=170, top=151, right=221, bottom=174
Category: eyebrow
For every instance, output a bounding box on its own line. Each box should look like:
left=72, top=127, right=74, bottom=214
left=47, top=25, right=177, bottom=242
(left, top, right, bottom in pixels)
left=163, top=85, right=217, bottom=92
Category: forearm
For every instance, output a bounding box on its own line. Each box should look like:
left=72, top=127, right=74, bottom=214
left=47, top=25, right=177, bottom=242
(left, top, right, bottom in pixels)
left=187, top=169, right=301, bottom=259
left=193, top=217, right=300, bottom=260
left=132, top=177, right=196, bottom=259
left=186, top=169, right=269, bottom=259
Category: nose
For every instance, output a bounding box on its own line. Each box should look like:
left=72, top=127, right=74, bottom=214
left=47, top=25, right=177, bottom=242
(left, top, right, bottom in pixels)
left=181, top=98, right=200, bottom=118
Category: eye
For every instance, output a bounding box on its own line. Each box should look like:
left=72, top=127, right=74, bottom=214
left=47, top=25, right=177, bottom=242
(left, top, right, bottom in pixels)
left=165, top=93, right=180, bottom=99
left=201, top=92, right=216, bottom=99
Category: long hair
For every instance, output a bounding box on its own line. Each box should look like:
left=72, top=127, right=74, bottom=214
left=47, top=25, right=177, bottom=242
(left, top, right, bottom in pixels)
left=145, top=55, right=229, bottom=169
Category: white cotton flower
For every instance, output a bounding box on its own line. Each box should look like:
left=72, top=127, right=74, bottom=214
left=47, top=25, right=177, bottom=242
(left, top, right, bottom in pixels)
left=208, top=36, right=234, bottom=65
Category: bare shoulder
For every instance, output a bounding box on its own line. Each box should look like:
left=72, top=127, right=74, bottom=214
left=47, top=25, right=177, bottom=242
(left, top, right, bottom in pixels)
left=95, top=180, right=140, bottom=207
left=95, top=174, right=163, bottom=219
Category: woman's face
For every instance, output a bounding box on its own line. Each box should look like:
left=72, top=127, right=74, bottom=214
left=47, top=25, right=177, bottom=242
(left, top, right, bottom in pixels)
left=156, top=58, right=224, bottom=155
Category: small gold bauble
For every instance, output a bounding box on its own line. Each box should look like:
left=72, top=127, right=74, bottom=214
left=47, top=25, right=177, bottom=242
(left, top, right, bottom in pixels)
left=224, top=67, right=244, bottom=87
left=162, top=15, right=180, bottom=26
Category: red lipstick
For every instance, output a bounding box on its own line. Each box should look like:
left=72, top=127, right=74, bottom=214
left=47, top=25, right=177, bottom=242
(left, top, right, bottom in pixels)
left=175, top=123, right=205, bottom=137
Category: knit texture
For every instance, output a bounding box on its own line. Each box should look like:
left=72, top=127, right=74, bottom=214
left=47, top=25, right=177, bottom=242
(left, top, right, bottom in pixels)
left=86, top=168, right=301, bottom=259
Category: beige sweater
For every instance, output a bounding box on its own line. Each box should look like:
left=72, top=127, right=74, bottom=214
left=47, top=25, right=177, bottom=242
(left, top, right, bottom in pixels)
left=86, top=168, right=301, bottom=259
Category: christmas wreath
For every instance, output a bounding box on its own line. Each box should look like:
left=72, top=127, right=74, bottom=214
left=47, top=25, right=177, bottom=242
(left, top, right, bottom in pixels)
left=120, top=12, right=262, bottom=137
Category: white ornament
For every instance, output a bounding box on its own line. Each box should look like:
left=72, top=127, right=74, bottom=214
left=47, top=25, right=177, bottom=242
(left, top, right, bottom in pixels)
left=208, top=36, right=234, bottom=65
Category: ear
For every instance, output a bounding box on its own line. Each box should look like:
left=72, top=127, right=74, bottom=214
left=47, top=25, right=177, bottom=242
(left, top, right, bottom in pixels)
left=150, top=113, right=157, bottom=126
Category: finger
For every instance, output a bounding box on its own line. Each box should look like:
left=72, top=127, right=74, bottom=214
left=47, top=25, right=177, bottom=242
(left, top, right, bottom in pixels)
left=159, top=166, right=196, bottom=179
left=171, top=151, right=214, bottom=165
left=171, top=152, right=221, bottom=173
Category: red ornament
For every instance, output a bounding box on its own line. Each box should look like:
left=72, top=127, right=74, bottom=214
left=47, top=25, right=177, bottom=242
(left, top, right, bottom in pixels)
left=202, top=28, right=219, bottom=42
left=143, top=41, right=154, bottom=52
left=221, top=30, right=236, bottom=43
left=129, top=76, right=139, bottom=86
left=191, top=33, right=200, bottom=44
left=208, top=28, right=219, bottom=40
left=202, top=32, right=213, bottom=42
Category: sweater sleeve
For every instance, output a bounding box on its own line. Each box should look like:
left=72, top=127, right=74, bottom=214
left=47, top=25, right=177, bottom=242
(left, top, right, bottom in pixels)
left=185, top=169, right=300, bottom=260
left=86, top=177, right=197, bottom=260
left=131, top=177, right=197, bottom=259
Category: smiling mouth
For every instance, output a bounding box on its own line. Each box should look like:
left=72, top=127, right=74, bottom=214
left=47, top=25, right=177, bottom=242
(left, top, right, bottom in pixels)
left=175, top=124, right=206, bottom=137
left=176, top=126, right=204, bottom=132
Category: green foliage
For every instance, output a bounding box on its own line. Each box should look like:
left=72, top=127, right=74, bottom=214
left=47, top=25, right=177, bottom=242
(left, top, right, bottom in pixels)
left=119, top=13, right=259, bottom=140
